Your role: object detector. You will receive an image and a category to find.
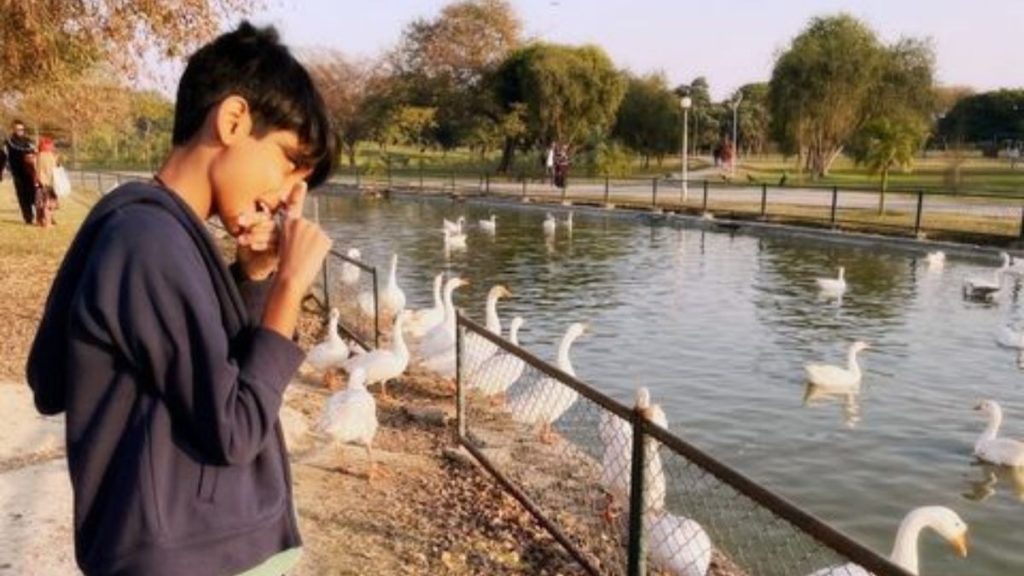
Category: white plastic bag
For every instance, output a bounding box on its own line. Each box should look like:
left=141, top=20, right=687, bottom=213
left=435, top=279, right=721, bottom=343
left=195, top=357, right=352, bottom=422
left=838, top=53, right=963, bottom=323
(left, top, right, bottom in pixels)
left=52, top=166, right=71, bottom=198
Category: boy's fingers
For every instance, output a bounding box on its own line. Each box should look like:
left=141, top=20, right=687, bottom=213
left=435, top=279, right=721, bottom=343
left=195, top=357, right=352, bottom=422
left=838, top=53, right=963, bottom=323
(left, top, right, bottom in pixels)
left=285, top=181, right=308, bottom=220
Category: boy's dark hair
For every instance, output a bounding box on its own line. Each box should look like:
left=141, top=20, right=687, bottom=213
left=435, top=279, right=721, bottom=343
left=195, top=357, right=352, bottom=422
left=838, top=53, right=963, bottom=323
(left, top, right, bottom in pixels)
left=173, top=21, right=336, bottom=187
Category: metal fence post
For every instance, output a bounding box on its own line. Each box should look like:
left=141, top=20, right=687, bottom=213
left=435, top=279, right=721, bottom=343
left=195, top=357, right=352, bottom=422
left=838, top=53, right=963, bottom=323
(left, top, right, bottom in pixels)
left=485, top=172, right=490, bottom=195
left=1019, top=206, right=1024, bottom=240
left=455, top=319, right=466, bottom=440
left=625, top=411, right=648, bottom=576
left=450, top=171, right=456, bottom=192
left=419, top=161, right=424, bottom=190
left=830, top=186, right=838, bottom=226
left=604, top=176, right=610, bottom=205
left=760, top=182, right=768, bottom=217
left=355, top=166, right=361, bottom=189
left=386, top=159, right=392, bottom=189
left=702, top=180, right=709, bottom=212
left=651, top=177, right=658, bottom=209
left=521, top=174, right=527, bottom=199
left=914, top=190, right=924, bottom=236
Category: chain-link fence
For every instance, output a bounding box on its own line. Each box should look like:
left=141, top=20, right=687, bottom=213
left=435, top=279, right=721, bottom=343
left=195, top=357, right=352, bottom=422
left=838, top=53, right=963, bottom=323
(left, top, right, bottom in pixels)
left=317, top=249, right=379, bottom=351
left=456, top=314, right=913, bottom=576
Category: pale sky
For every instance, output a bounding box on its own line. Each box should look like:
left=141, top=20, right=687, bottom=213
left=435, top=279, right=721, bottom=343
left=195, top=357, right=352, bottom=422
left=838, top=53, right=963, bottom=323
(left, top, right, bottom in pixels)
left=241, top=0, right=1023, bottom=100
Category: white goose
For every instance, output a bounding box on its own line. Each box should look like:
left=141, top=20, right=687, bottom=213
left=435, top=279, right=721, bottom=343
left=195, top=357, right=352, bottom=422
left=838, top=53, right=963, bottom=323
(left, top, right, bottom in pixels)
left=479, top=214, right=496, bottom=233
left=341, top=313, right=409, bottom=399
left=542, top=213, right=557, bottom=236
left=925, top=251, right=945, bottom=269
left=973, top=399, right=1024, bottom=467
left=646, top=509, right=713, bottom=576
left=815, top=266, right=847, bottom=296
left=963, top=252, right=1009, bottom=299
left=599, top=387, right=668, bottom=520
left=804, top=341, right=869, bottom=393
left=443, top=216, right=465, bottom=234
left=806, top=506, right=968, bottom=576
left=466, top=317, right=525, bottom=397
left=305, top=308, right=350, bottom=378
left=461, top=285, right=512, bottom=376
left=316, top=367, right=379, bottom=479
left=416, top=277, right=470, bottom=362
left=402, top=273, right=445, bottom=339
left=358, top=253, right=406, bottom=319
left=340, top=248, right=362, bottom=287
left=507, top=322, right=587, bottom=443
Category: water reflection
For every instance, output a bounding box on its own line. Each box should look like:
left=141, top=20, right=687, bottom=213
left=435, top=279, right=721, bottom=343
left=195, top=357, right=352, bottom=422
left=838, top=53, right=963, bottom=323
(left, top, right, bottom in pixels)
left=962, top=462, right=1024, bottom=503
left=802, top=384, right=862, bottom=428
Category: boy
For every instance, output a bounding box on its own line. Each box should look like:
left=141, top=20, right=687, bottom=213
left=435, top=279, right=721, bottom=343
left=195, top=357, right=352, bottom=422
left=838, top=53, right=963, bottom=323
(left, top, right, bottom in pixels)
left=26, top=22, right=335, bottom=576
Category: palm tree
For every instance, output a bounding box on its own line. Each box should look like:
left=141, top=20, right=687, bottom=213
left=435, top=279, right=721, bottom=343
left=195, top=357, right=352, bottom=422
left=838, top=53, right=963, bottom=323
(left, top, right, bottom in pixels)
left=858, top=118, right=926, bottom=214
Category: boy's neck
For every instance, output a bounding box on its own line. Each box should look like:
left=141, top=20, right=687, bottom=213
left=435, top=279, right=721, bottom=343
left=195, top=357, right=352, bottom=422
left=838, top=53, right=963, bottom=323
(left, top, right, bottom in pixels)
left=155, top=145, right=216, bottom=221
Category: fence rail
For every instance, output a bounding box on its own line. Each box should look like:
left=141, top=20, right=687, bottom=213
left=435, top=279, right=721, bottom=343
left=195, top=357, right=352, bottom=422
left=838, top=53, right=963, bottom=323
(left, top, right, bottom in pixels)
left=455, top=314, right=913, bottom=576
left=329, top=167, right=1024, bottom=244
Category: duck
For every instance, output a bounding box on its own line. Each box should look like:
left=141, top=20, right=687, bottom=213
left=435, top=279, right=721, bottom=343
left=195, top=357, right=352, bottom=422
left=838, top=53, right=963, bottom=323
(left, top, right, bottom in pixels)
left=443, top=216, right=465, bottom=234
left=925, top=251, right=945, bottom=269
left=599, top=387, right=668, bottom=521
left=315, top=367, right=379, bottom=480
left=305, top=308, right=350, bottom=382
left=358, top=253, right=406, bottom=320
left=646, top=509, right=713, bottom=576
left=341, top=313, right=409, bottom=399
left=973, top=399, right=1024, bottom=467
left=340, top=248, right=362, bottom=287
left=466, top=317, right=525, bottom=398
left=461, top=285, right=512, bottom=376
left=815, top=266, right=847, bottom=296
left=804, top=341, right=869, bottom=393
left=479, top=214, right=497, bottom=233
left=542, top=213, right=557, bottom=236
left=806, top=506, right=968, bottom=576
left=416, top=277, right=470, bottom=362
left=402, top=273, right=445, bottom=339
left=963, top=252, right=1009, bottom=299
left=506, top=322, right=587, bottom=443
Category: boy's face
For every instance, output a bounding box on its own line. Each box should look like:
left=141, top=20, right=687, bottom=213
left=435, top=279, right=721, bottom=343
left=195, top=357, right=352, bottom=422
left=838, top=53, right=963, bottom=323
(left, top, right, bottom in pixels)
left=211, top=127, right=312, bottom=237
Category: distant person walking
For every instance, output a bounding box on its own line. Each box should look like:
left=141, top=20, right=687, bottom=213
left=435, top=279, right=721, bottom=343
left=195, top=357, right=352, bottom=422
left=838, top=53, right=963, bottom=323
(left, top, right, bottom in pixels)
left=553, top=144, right=570, bottom=189
left=35, top=137, right=60, bottom=227
left=4, top=120, right=37, bottom=224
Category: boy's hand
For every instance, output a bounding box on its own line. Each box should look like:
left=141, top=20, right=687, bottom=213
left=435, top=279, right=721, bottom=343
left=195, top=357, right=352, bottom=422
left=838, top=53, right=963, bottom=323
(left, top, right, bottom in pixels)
left=261, top=182, right=332, bottom=338
left=235, top=205, right=280, bottom=280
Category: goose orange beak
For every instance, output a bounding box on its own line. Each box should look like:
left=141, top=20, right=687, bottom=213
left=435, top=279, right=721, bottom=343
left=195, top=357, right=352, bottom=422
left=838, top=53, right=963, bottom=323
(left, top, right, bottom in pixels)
left=949, top=531, right=969, bottom=558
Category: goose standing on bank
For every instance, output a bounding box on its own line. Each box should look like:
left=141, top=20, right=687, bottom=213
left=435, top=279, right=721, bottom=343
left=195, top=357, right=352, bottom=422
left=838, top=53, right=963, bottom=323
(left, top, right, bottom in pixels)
left=599, top=387, right=668, bottom=521
left=358, top=253, right=406, bottom=321
left=461, top=285, right=512, bottom=376
left=305, top=308, right=350, bottom=384
left=973, top=399, right=1024, bottom=467
left=341, top=313, right=409, bottom=399
left=507, top=322, right=587, bottom=443
left=816, top=266, right=847, bottom=296
left=806, top=506, right=968, bottom=576
left=316, top=367, right=380, bottom=480
left=804, top=341, right=869, bottom=393
left=466, top=317, right=526, bottom=399
left=403, top=273, right=445, bottom=339
left=963, top=252, right=1009, bottom=299
left=416, top=277, right=470, bottom=362
left=340, top=248, right=362, bottom=288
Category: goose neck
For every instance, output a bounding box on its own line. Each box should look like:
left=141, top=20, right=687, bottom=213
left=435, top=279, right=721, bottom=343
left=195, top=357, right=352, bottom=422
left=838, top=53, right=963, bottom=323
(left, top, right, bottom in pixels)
left=890, top=510, right=932, bottom=574
left=557, top=332, right=580, bottom=375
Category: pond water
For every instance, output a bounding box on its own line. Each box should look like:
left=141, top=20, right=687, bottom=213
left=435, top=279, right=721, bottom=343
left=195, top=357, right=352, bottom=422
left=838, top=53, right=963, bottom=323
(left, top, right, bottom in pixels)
left=318, top=192, right=1024, bottom=575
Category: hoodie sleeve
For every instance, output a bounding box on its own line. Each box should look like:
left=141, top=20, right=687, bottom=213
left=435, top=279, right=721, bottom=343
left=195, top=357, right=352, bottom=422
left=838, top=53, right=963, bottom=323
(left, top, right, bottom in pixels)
left=71, top=206, right=304, bottom=465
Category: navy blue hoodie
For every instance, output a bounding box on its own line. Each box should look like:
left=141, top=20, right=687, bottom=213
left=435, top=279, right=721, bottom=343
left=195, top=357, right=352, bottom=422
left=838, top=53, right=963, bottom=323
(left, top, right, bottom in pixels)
left=26, top=182, right=305, bottom=576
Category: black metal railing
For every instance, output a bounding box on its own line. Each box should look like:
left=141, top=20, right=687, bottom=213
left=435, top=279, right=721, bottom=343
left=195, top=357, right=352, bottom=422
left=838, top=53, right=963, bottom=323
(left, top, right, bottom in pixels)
left=328, top=167, right=1024, bottom=244
left=455, top=314, right=912, bottom=576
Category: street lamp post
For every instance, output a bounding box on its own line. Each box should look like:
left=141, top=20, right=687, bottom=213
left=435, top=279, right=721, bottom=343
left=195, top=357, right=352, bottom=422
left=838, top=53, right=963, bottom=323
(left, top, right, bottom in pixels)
left=731, top=92, right=743, bottom=177
left=681, top=96, right=692, bottom=203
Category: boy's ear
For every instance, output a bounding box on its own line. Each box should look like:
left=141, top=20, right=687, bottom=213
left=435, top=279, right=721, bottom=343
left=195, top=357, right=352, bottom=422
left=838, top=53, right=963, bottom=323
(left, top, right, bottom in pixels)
left=212, top=95, right=253, bottom=146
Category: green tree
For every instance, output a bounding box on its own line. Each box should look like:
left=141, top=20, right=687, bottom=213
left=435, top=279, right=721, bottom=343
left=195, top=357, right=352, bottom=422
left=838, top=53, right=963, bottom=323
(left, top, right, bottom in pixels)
left=613, top=72, right=681, bottom=167
left=733, top=83, right=770, bottom=157
left=854, top=117, right=926, bottom=213
left=493, top=42, right=626, bottom=172
left=938, top=89, right=1024, bottom=147
left=676, top=77, right=719, bottom=154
